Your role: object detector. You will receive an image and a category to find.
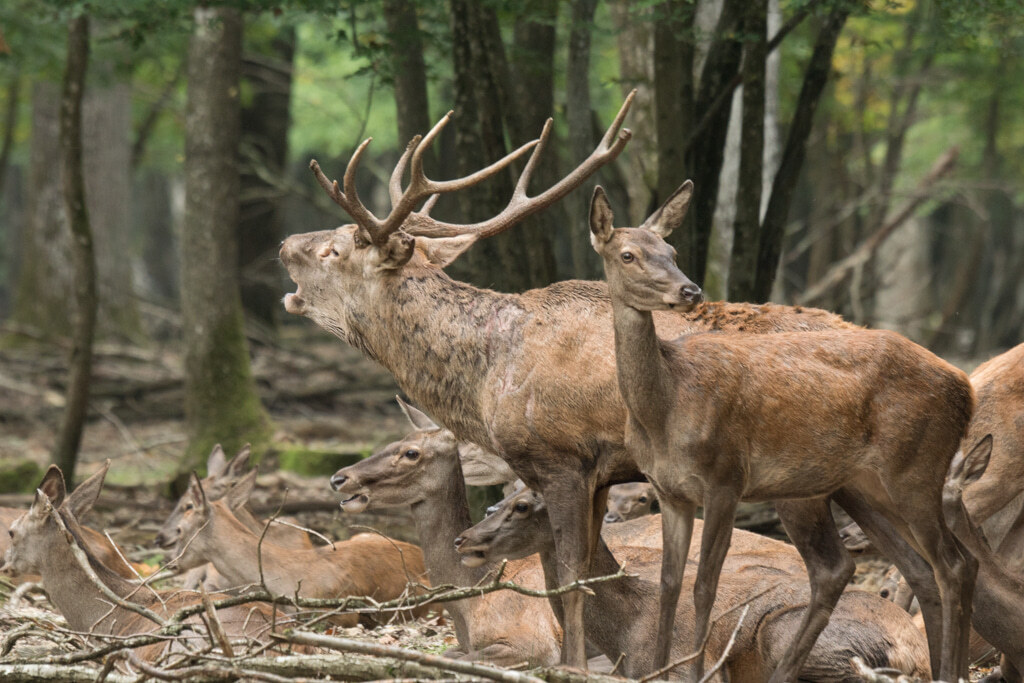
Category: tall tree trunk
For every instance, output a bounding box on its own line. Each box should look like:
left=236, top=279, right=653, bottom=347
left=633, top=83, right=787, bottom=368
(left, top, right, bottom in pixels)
left=239, top=26, right=295, bottom=330
left=754, top=5, right=850, bottom=302
left=384, top=0, right=432, bottom=163
left=182, top=7, right=270, bottom=470
left=566, top=0, right=599, bottom=280
left=653, top=1, right=693, bottom=211
left=52, top=14, right=96, bottom=484
left=726, top=0, right=766, bottom=302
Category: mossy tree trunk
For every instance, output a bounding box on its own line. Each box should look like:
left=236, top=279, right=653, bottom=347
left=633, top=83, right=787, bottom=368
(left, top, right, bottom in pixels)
left=52, top=14, right=96, bottom=484
left=182, top=6, right=270, bottom=471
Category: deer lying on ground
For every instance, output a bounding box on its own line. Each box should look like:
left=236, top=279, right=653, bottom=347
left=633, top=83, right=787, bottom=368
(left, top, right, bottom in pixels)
left=942, top=435, right=1024, bottom=683
left=1, top=461, right=150, bottom=580
left=604, top=482, right=658, bottom=523
left=588, top=184, right=975, bottom=681
left=456, top=486, right=930, bottom=680
left=0, top=466, right=304, bottom=664
left=330, top=398, right=562, bottom=666
left=280, top=92, right=858, bottom=668
left=166, top=472, right=428, bottom=626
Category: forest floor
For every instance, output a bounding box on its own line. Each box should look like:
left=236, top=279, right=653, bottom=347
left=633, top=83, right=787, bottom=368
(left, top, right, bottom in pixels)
left=0, top=322, right=999, bottom=681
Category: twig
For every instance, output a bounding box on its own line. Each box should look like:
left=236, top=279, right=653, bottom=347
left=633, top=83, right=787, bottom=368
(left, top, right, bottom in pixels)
left=199, top=585, right=234, bottom=659
left=698, top=604, right=749, bottom=683
left=264, top=518, right=334, bottom=549
left=274, top=631, right=546, bottom=683
left=257, top=490, right=288, bottom=593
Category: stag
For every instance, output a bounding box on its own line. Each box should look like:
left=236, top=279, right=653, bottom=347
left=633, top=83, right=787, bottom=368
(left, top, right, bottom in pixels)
left=279, top=93, right=853, bottom=667
left=587, top=183, right=975, bottom=681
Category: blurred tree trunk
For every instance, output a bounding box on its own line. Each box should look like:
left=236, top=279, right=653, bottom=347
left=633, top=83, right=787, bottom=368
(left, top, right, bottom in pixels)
left=653, top=1, right=693, bottom=212
left=239, top=26, right=295, bottom=330
left=52, top=14, right=96, bottom=484
left=384, top=0, right=433, bottom=166
left=447, top=0, right=555, bottom=292
left=0, top=70, right=18, bottom=194
left=726, top=0, right=766, bottom=301
left=566, top=0, right=599, bottom=280
left=182, top=7, right=270, bottom=471
left=754, top=5, right=850, bottom=302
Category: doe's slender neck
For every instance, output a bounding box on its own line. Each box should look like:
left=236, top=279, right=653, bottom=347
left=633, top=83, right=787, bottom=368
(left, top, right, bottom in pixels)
left=609, top=297, right=671, bottom=431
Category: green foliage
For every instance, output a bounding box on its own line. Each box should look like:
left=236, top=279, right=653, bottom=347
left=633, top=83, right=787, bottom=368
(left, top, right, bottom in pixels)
left=276, top=445, right=366, bottom=476
left=0, top=458, right=43, bottom=494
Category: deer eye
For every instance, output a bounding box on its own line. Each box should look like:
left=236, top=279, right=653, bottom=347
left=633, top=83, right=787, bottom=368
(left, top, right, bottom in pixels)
left=514, top=502, right=529, bottom=513
left=638, top=496, right=648, bottom=503
left=330, top=247, right=339, bottom=256
left=404, top=449, right=419, bottom=460
left=183, top=503, right=194, bottom=512
left=621, top=252, right=635, bottom=263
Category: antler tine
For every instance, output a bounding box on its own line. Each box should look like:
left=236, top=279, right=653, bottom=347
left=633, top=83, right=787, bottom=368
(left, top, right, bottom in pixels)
left=409, top=111, right=452, bottom=192
left=309, top=143, right=383, bottom=242
left=600, top=88, right=636, bottom=150
left=511, top=117, right=553, bottom=200
left=390, top=135, right=422, bottom=207
left=427, top=137, right=539, bottom=194
left=310, top=159, right=346, bottom=205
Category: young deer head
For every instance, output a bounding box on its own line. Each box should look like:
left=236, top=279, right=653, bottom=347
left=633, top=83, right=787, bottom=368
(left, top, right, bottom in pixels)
left=331, top=397, right=460, bottom=513
left=604, top=482, right=658, bottom=523
left=1, top=467, right=69, bottom=576
left=455, top=487, right=549, bottom=567
left=589, top=183, right=702, bottom=312
left=165, top=472, right=254, bottom=572
left=155, top=444, right=252, bottom=549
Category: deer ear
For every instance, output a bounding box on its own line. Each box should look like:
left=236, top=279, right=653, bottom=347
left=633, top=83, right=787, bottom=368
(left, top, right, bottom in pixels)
left=66, top=460, right=109, bottom=520
left=373, top=231, right=415, bottom=271
left=961, top=435, right=994, bottom=486
left=207, top=444, right=228, bottom=478
left=396, top=396, right=439, bottom=431
left=225, top=469, right=257, bottom=511
left=589, top=186, right=615, bottom=251
left=38, top=465, right=67, bottom=510
left=188, top=471, right=209, bottom=512
left=417, top=234, right=478, bottom=268
left=641, top=180, right=693, bottom=237
left=225, top=444, right=251, bottom=481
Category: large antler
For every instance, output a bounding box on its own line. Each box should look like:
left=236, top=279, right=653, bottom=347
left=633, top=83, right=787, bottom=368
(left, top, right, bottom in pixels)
left=310, top=90, right=635, bottom=246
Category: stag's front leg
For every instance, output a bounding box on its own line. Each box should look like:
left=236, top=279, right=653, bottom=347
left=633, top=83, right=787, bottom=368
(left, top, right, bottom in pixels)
left=770, top=498, right=855, bottom=683
left=688, top=488, right=739, bottom=682
left=541, top=470, right=599, bottom=668
left=653, top=494, right=696, bottom=672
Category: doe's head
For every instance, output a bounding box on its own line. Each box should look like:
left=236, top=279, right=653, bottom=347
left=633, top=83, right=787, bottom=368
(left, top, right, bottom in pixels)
left=454, top=486, right=550, bottom=568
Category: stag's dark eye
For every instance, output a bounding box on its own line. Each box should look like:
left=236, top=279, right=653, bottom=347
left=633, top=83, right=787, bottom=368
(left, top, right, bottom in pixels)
left=514, top=502, right=529, bottom=513
left=621, top=252, right=635, bottom=263
left=404, top=449, right=420, bottom=460
left=330, top=247, right=339, bottom=256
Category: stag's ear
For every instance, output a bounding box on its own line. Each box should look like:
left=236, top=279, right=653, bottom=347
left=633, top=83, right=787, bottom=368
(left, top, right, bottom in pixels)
left=207, top=444, right=228, bottom=478
left=225, top=444, right=252, bottom=481
left=38, top=466, right=67, bottom=510
left=225, top=469, right=258, bottom=511
left=417, top=234, right=478, bottom=268
left=373, top=231, right=415, bottom=271
left=396, top=396, right=439, bottom=431
left=960, top=435, right=994, bottom=486
left=589, top=186, right=615, bottom=251
left=641, top=180, right=693, bottom=237
left=66, top=460, right=110, bottom=520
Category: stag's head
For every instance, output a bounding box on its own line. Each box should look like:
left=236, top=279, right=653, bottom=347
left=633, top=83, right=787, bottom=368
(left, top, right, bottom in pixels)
left=589, top=182, right=702, bottom=312
left=331, top=398, right=462, bottom=513
left=281, top=93, right=638, bottom=332
left=454, top=486, right=550, bottom=567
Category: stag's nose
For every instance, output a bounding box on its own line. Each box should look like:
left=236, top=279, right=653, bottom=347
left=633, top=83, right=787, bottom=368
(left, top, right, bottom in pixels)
left=330, top=473, right=348, bottom=491
left=681, top=283, right=703, bottom=304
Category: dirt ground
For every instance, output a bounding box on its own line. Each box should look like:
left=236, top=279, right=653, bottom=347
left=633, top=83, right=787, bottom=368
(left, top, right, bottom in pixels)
left=0, top=324, right=999, bottom=681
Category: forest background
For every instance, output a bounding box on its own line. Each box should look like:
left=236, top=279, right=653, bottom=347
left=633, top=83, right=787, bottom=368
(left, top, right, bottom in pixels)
left=0, top=0, right=1022, bottom=493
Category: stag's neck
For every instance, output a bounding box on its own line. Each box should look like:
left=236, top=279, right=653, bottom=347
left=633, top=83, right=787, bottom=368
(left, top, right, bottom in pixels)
left=409, top=468, right=485, bottom=589
left=343, top=270, right=525, bottom=443
left=610, top=300, right=672, bottom=433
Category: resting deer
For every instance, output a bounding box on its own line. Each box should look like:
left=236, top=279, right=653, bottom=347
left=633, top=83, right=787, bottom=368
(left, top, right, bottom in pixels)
left=0, top=466, right=302, bottom=664
left=457, top=487, right=930, bottom=680
left=588, top=183, right=975, bottom=681
left=330, top=398, right=562, bottom=666
left=279, top=93, right=858, bottom=667
left=604, top=482, right=658, bottom=523
left=166, top=472, right=428, bottom=626
left=1, top=461, right=149, bottom=580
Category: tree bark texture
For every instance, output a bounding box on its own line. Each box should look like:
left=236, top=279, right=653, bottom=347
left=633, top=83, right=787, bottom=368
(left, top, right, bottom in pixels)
left=384, top=0, right=432, bottom=163
left=52, top=14, right=96, bottom=484
left=182, top=6, right=269, bottom=469
left=726, top=0, right=766, bottom=302
left=239, top=25, right=295, bottom=329
left=754, top=4, right=850, bottom=302
left=566, top=0, right=599, bottom=280
left=653, top=1, right=693, bottom=212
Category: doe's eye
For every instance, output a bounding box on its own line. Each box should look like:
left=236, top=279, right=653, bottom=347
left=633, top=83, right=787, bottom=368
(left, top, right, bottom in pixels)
left=514, top=502, right=529, bottom=513
left=638, top=496, right=648, bottom=503
left=404, top=449, right=420, bottom=460
left=183, top=503, right=194, bottom=512
left=330, top=247, right=339, bottom=256
left=621, top=252, right=635, bottom=263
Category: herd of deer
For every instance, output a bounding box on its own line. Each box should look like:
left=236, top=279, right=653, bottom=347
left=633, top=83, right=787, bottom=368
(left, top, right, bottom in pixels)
left=1, top=91, right=1022, bottom=681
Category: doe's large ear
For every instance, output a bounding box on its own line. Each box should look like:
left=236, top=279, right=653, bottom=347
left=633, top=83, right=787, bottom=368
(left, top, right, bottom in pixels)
left=417, top=234, right=478, bottom=268
left=589, top=186, right=615, bottom=251
left=66, top=459, right=110, bottom=520
left=374, top=231, right=415, bottom=271
left=187, top=471, right=209, bottom=512
left=224, top=444, right=252, bottom=481
left=958, top=434, right=994, bottom=487
left=225, top=469, right=258, bottom=511
left=206, top=444, right=228, bottom=478
left=640, top=180, right=693, bottom=237
left=38, top=465, right=67, bottom=510
left=396, top=396, right=439, bottom=431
